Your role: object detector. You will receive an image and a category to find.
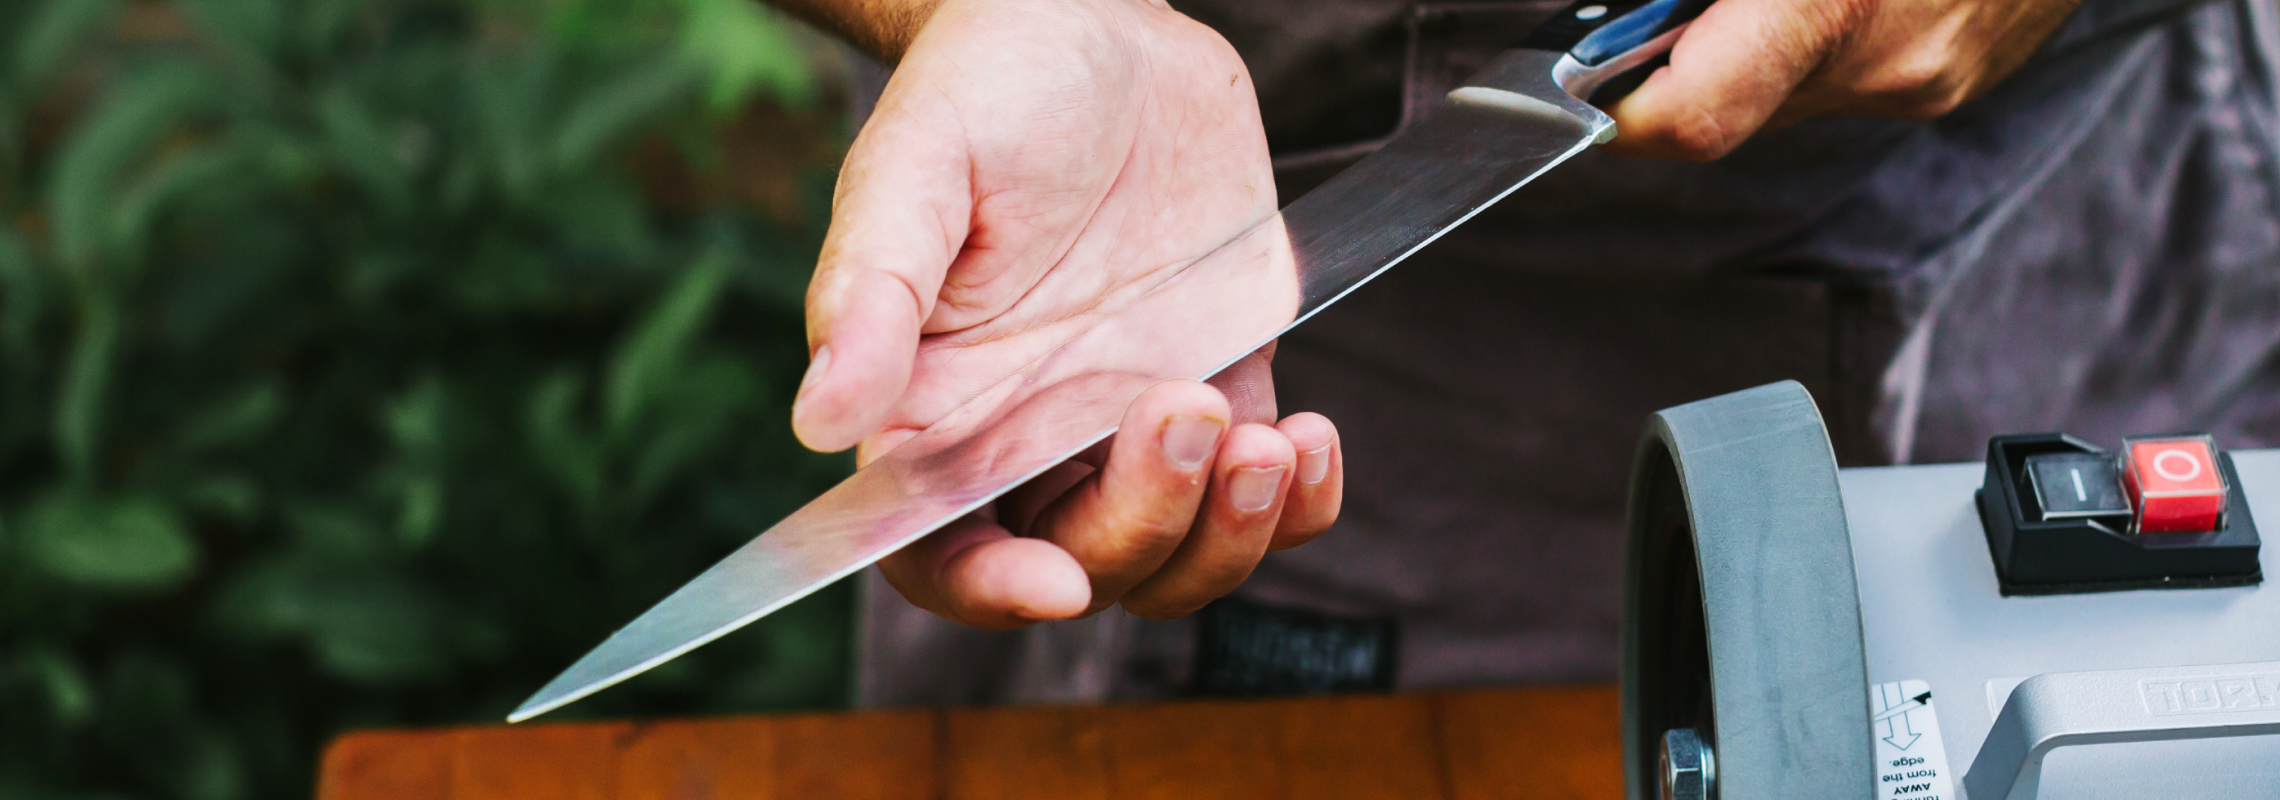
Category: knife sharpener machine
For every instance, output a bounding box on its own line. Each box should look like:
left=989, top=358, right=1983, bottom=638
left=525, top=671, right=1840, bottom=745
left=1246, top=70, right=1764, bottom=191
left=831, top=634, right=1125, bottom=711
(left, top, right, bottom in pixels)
left=1623, top=381, right=2280, bottom=800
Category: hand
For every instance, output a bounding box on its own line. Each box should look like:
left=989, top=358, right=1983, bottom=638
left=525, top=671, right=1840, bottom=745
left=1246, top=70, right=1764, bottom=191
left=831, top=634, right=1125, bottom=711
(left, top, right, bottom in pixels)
left=1605, top=0, right=2083, bottom=160
left=788, top=0, right=1343, bottom=628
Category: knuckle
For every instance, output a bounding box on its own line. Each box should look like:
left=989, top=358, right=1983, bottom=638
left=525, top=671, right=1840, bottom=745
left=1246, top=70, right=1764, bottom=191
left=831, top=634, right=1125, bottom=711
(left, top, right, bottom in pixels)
left=1651, top=107, right=1737, bottom=161
left=1879, top=62, right=1957, bottom=101
left=1071, top=497, right=1196, bottom=554
left=1856, top=43, right=1974, bottom=120
left=1827, top=0, right=1880, bottom=34
left=1119, top=514, right=1194, bottom=552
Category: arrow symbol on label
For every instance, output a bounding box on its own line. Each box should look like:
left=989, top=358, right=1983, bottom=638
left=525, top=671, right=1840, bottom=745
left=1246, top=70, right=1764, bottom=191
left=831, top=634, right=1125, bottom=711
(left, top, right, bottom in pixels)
left=1881, top=705, right=1922, bottom=751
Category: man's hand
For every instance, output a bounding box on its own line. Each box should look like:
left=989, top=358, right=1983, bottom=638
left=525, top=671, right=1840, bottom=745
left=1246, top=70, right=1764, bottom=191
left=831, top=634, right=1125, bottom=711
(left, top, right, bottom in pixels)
left=1606, top=0, right=2083, bottom=160
left=784, top=0, right=1341, bottom=628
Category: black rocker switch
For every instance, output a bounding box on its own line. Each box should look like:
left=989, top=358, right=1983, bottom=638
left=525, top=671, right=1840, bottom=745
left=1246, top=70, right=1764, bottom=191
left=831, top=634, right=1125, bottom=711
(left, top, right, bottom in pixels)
left=2022, top=452, right=2132, bottom=523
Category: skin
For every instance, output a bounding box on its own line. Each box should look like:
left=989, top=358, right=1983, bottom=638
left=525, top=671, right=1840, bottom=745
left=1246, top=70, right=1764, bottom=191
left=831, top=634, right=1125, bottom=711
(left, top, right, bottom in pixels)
left=1604, top=0, right=2083, bottom=160
left=769, top=0, right=2082, bottom=628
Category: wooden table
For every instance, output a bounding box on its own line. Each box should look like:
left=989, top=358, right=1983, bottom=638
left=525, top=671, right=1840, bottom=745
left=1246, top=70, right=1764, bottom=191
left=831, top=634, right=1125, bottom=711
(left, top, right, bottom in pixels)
left=318, top=685, right=1621, bottom=800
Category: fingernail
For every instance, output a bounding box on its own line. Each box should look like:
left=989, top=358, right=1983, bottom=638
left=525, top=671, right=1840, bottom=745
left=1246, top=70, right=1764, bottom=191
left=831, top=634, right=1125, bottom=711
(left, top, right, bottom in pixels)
left=1297, top=445, right=1332, bottom=485
left=795, top=345, right=832, bottom=403
left=1228, top=465, right=1286, bottom=513
left=1161, top=416, right=1223, bottom=470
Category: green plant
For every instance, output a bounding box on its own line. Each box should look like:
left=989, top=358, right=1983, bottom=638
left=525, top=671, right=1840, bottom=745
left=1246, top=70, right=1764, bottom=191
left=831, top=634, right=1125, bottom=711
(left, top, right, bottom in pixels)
left=0, top=0, right=853, bottom=797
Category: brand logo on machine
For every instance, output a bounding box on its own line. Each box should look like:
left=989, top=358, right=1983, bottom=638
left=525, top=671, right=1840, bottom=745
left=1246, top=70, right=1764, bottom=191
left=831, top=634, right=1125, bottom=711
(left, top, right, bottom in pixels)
left=2140, top=673, right=2280, bottom=716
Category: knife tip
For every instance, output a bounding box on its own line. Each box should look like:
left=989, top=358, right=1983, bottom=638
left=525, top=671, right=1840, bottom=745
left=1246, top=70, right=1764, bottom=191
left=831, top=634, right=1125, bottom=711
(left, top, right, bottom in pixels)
left=505, top=681, right=595, bottom=724
left=505, top=696, right=559, bottom=724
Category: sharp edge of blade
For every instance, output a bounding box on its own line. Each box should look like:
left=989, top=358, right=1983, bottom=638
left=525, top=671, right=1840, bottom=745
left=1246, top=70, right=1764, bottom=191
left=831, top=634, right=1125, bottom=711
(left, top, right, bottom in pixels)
left=511, top=116, right=1603, bottom=724
left=507, top=426, right=1119, bottom=723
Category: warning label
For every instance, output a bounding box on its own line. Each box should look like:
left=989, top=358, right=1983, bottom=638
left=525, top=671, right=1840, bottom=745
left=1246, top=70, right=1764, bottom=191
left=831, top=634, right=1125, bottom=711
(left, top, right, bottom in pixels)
left=1872, top=680, right=1955, bottom=799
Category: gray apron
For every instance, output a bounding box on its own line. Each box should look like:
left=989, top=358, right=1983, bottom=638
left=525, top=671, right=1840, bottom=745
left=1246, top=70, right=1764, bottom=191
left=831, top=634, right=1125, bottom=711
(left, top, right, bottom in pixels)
left=856, top=0, right=2280, bottom=706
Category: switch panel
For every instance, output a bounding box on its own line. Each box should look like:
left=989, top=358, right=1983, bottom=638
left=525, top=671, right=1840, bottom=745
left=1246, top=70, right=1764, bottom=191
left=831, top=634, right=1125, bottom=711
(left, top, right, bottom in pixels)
left=1977, top=432, right=2261, bottom=595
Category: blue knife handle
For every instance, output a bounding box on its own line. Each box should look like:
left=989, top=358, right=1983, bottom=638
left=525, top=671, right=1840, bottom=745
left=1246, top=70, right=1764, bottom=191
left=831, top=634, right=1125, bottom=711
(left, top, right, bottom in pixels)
left=1519, top=0, right=1717, bottom=101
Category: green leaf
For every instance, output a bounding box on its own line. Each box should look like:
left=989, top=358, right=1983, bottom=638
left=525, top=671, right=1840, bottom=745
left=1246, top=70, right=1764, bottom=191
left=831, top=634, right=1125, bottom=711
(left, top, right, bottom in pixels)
left=175, top=474, right=264, bottom=522
left=526, top=369, right=604, bottom=508
left=211, top=557, right=449, bottom=684
left=177, top=0, right=286, bottom=68
left=317, top=85, right=415, bottom=214
left=467, top=49, right=555, bottom=200
left=13, top=0, right=122, bottom=93
left=542, top=174, right=658, bottom=263
left=297, top=0, right=369, bottom=52
left=175, top=380, right=287, bottom=453
left=305, top=578, right=449, bottom=684
left=52, top=296, right=117, bottom=481
left=107, top=143, right=241, bottom=276
left=47, top=67, right=207, bottom=277
left=14, top=646, right=98, bottom=729
left=282, top=502, right=386, bottom=557
left=381, top=376, right=445, bottom=454
left=208, top=556, right=308, bottom=637
left=447, top=233, right=561, bottom=312
left=22, top=492, right=199, bottom=591
left=676, top=0, right=813, bottom=111
left=552, top=56, right=694, bottom=171
left=629, top=354, right=760, bottom=503
left=606, top=251, right=729, bottom=431
left=393, top=476, right=443, bottom=548
left=438, top=152, right=483, bottom=215
left=0, top=225, right=41, bottom=357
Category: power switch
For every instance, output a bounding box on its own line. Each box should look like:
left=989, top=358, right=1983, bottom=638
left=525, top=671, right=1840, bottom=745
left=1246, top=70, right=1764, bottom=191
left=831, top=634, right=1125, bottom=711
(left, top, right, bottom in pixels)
left=2122, top=436, right=2227, bottom=533
left=2024, top=452, right=2131, bottom=523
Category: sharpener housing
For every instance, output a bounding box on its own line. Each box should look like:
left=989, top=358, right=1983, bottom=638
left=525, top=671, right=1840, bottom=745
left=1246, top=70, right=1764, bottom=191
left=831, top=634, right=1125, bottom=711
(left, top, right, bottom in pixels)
left=1622, top=381, right=2280, bottom=800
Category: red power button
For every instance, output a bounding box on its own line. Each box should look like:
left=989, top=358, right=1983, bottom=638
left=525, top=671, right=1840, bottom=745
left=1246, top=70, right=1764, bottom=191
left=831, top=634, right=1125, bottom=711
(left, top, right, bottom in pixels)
left=2122, top=435, right=2227, bottom=533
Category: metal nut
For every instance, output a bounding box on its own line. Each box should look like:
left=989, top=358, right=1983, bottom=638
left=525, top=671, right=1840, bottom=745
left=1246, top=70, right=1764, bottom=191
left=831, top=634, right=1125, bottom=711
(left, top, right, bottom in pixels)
left=1658, top=727, right=1715, bottom=800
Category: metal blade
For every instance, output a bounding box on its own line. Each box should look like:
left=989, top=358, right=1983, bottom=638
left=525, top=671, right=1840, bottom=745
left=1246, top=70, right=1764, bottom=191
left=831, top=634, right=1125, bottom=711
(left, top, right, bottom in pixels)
left=509, top=49, right=1609, bottom=723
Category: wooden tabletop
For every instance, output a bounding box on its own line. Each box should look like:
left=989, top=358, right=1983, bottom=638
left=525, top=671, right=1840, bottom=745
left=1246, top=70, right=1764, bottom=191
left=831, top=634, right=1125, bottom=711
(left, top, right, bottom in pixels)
left=317, top=685, right=1621, bottom=800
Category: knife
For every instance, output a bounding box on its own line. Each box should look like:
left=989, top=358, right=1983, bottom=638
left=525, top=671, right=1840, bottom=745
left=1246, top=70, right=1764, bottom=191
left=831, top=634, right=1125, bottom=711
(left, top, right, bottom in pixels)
left=511, top=0, right=1715, bottom=723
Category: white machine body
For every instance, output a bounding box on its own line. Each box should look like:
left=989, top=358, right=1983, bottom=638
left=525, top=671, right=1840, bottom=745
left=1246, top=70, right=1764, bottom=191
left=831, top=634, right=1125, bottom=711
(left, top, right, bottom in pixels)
left=1846, top=451, right=2280, bottom=799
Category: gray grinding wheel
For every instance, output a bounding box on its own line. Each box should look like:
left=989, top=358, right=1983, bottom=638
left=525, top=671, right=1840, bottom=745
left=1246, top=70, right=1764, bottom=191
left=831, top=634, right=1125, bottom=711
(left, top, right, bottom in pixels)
left=1622, top=381, right=1875, bottom=799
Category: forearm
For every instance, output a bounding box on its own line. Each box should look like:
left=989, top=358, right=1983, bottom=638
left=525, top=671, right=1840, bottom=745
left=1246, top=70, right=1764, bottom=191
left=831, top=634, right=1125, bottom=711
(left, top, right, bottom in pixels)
left=765, top=0, right=947, bottom=62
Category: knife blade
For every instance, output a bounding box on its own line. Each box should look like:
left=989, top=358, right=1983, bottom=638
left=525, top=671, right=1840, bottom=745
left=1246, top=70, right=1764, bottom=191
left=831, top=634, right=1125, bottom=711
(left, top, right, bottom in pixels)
left=510, top=0, right=1714, bottom=723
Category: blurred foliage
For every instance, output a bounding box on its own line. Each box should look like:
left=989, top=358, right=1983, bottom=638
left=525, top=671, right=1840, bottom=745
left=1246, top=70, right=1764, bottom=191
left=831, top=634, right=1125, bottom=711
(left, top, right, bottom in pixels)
left=0, top=0, right=856, bottom=797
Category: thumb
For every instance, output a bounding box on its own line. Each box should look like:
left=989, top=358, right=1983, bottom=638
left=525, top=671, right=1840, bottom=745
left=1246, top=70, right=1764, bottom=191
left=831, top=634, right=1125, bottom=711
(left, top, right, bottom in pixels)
left=1600, top=0, right=1854, bottom=161
left=793, top=81, right=974, bottom=452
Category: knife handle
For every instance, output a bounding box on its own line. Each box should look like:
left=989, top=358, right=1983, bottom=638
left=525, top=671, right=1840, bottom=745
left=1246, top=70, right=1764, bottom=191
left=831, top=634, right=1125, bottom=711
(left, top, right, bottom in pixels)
left=1521, top=0, right=1717, bottom=101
